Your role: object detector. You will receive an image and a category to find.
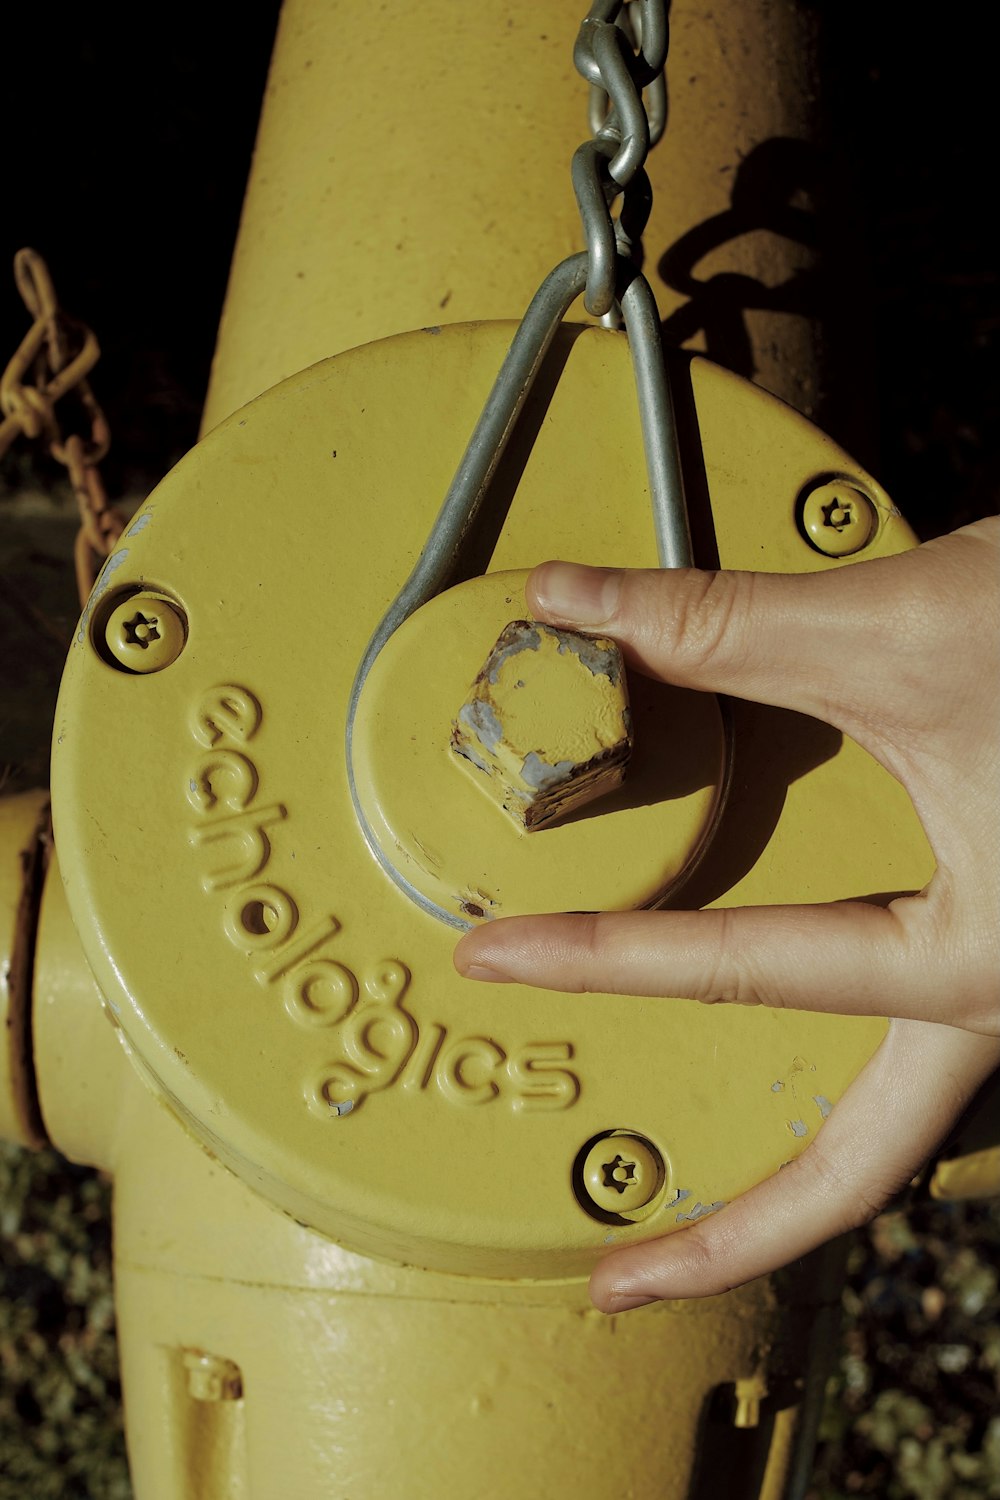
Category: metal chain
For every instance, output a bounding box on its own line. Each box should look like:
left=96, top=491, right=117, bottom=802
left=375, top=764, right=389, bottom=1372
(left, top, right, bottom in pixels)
left=573, top=0, right=669, bottom=318
left=0, top=248, right=124, bottom=607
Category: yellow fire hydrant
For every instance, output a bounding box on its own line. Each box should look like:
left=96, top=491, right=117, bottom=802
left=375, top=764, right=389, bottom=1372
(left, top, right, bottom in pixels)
left=0, top=3, right=969, bottom=1496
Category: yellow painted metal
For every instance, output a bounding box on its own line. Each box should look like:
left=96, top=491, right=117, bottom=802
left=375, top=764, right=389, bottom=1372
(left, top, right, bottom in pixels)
left=355, top=571, right=726, bottom=924
left=29, top=844, right=822, bottom=1497
left=52, top=324, right=929, bottom=1289
left=16, top=1, right=944, bottom=1494
left=204, top=0, right=827, bottom=432
left=930, top=1146, right=1000, bottom=1202
left=31, top=848, right=131, bottom=1172
left=801, top=479, right=880, bottom=557
left=581, top=1132, right=664, bottom=1215
left=104, top=591, right=188, bottom=674
left=107, top=1041, right=813, bottom=1498
left=0, top=789, right=49, bottom=1149
left=450, top=621, right=632, bottom=833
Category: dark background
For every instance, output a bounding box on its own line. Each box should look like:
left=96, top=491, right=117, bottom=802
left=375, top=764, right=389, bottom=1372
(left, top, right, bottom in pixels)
left=1, top=5, right=998, bottom=1498
left=2, top=5, right=997, bottom=538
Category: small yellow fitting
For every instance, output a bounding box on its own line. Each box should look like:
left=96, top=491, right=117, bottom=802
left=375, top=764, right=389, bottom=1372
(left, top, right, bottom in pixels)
left=182, top=1351, right=244, bottom=1403
left=733, top=1373, right=769, bottom=1429
left=801, top=480, right=878, bottom=557
left=104, top=593, right=187, bottom=673
left=581, top=1134, right=663, bottom=1215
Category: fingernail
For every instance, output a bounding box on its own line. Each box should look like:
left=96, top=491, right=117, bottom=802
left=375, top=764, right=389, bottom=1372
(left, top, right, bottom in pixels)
left=530, top=563, right=622, bottom=626
left=460, top=963, right=514, bottom=984
left=605, top=1289, right=659, bottom=1313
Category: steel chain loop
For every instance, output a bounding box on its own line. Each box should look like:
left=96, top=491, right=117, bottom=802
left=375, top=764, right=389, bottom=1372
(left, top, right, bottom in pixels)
left=0, top=248, right=122, bottom=606
left=573, top=0, right=669, bottom=317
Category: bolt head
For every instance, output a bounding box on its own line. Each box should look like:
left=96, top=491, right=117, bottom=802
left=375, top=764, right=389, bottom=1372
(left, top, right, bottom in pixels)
left=581, top=1133, right=664, bottom=1215
left=104, top=593, right=187, bottom=673
left=451, top=620, right=632, bottom=831
left=801, top=481, right=878, bottom=557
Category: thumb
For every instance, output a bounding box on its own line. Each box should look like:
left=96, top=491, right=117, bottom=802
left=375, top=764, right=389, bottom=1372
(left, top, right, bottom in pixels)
left=527, top=559, right=886, bottom=725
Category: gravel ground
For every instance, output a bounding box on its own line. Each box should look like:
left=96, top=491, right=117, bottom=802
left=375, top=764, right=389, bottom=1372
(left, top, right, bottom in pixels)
left=1, top=4, right=998, bottom=1496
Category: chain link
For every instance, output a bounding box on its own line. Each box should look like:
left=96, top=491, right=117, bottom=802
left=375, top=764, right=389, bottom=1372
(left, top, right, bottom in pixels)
left=0, top=248, right=123, bottom=607
left=573, top=0, right=669, bottom=318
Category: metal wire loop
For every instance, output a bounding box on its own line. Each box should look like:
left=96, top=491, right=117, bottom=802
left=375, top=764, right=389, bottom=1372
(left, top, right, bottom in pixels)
left=346, top=248, right=691, bottom=923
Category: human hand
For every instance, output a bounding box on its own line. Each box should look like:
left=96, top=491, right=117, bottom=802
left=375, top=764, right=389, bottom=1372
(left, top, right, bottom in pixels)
left=454, top=518, right=1000, bottom=1310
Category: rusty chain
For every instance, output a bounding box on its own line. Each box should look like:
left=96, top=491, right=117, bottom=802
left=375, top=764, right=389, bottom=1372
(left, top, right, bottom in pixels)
left=0, top=247, right=124, bottom=607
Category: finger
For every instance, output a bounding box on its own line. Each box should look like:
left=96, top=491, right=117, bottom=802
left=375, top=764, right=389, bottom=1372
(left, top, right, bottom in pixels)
left=454, top=901, right=950, bottom=1024
left=526, top=557, right=908, bottom=730
left=588, top=1021, right=1000, bottom=1309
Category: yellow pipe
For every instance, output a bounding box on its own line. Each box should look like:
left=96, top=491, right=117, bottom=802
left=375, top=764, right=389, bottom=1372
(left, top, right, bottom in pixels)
left=204, top=0, right=827, bottom=429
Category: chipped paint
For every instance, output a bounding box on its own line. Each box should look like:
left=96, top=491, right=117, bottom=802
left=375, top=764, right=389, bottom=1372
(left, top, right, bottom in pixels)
left=485, top=624, right=541, bottom=684
left=554, top=628, right=622, bottom=683
left=813, top=1094, right=833, bottom=1119
left=126, top=511, right=154, bottom=537
left=771, top=1080, right=784, bottom=1092
left=787, top=1119, right=808, bottom=1138
left=457, top=699, right=503, bottom=752
left=75, top=548, right=130, bottom=645
left=331, top=1099, right=354, bottom=1117
left=676, top=1200, right=725, bottom=1223
left=520, top=751, right=576, bottom=790
left=451, top=619, right=631, bottom=830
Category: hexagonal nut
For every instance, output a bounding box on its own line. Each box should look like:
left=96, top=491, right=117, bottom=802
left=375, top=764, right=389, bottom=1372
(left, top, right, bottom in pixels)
left=450, top=621, right=632, bottom=831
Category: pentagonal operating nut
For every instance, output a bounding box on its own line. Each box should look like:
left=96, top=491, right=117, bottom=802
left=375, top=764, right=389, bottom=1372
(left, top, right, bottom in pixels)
left=450, top=620, right=632, bottom=831
left=801, top=480, right=878, bottom=557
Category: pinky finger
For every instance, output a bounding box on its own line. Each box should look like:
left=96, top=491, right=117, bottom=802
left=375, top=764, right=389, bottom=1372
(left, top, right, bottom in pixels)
left=589, top=1021, right=1000, bottom=1311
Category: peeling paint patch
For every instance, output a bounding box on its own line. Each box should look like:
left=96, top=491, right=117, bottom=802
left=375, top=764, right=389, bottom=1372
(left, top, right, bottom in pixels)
left=458, top=700, right=503, bottom=752
left=76, top=548, right=130, bottom=644
left=787, top=1119, right=809, bottom=1138
left=520, top=750, right=576, bottom=790
left=126, top=511, right=153, bottom=536
left=771, top=1080, right=784, bottom=1092
left=676, top=1200, right=725, bottom=1223
left=330, top=1100, right=354, bottom=1117
left=485, top=624, right=541, bottom=684
left=554, top=627, right=621, bottom=683
left=813, top=1094, right=833, bottom=1119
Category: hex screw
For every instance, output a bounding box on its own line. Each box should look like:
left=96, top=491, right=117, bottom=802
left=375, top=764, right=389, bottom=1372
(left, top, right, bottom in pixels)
left=580, top=1132, right=664, bottom=1215
left=800, top=480, right=879, bottom=558
left=104, top=593, right=187, bottom=673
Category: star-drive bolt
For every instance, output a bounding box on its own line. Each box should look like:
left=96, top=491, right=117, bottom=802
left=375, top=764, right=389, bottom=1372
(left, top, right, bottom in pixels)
left=104, top=593, right=187, bottom=673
